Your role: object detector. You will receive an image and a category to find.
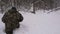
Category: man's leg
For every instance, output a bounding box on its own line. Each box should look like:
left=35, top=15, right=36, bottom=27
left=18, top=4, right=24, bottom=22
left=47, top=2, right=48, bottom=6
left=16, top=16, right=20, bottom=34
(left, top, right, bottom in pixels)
left=5, top=23, right=13, bottom=34
left=6, top=30, right=13, bottom=34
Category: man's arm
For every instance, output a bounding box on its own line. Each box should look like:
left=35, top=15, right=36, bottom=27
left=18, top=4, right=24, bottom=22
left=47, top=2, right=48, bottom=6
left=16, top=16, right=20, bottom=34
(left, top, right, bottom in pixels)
left=17, top=12, right=24, bottom=22
left=2, top=12, right=8, bottom=23
left=19, top=14, right=23, bottom=22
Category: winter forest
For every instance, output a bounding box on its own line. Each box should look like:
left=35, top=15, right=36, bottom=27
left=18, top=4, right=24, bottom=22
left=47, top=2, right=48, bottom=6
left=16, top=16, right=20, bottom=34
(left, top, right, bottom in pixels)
left=0, top=0, right=60, bottom=13
left=0, top=0, right=60, bottom=34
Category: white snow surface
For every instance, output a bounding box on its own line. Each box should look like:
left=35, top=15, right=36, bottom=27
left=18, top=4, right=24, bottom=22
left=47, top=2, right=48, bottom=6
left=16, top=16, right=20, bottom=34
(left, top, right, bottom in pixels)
left=0, top=10, right=60, bottom=34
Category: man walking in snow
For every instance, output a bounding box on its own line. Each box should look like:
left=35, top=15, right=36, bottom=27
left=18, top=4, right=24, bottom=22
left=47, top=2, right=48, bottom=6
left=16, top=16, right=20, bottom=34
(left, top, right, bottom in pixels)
left=2, top=7, right=23, bottom=34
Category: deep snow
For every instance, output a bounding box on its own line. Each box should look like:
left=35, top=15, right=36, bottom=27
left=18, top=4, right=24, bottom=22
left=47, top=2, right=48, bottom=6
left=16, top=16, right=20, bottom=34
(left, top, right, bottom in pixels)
left=0, top=10, right=60, bottom=34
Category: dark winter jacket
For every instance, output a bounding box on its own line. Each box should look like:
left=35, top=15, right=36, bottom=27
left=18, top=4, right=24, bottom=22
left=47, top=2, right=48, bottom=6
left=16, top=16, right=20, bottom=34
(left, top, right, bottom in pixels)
left=2, top=8, right=23, bottom=29
left=2, top=9, right=23, bottom=23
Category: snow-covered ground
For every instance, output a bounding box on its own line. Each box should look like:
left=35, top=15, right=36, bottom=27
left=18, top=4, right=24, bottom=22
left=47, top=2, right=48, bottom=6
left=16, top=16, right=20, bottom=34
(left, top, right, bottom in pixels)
left=0, top=10, right=60, bottom=34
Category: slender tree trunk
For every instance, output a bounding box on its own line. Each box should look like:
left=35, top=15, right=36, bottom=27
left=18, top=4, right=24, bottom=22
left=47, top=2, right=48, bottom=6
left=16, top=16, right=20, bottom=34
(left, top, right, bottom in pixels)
left=11, top=0, right=14, bottom=7
left=1, top=5, right=3, bottom=13
left=33, top=3, right=35, bottom=14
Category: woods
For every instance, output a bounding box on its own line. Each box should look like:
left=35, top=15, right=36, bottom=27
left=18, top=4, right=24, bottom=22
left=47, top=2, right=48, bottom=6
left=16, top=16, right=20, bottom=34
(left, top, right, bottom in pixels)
left=0, top=0, right=60, bottom=13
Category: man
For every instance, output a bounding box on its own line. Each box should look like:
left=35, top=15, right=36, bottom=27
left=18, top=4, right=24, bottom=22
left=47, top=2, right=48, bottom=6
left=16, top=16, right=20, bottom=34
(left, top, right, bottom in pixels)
left=2, top=7, right=23, bottom=34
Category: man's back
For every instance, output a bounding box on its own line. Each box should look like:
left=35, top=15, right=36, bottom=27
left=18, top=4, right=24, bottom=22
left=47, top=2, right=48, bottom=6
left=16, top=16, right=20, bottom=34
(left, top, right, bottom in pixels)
left=2, top=7, right=23, bottom=23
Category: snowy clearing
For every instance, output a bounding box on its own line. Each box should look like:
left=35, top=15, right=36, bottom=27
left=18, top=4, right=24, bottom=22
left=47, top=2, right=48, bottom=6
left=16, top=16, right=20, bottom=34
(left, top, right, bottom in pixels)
left=0, top=10, right=60, bottom=34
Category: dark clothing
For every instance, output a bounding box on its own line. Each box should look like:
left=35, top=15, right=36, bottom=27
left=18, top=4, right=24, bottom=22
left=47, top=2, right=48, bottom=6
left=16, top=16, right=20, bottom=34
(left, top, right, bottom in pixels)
left=2, top=8, right=23, bottom=34
left=2, top=9, right=23, bottom=23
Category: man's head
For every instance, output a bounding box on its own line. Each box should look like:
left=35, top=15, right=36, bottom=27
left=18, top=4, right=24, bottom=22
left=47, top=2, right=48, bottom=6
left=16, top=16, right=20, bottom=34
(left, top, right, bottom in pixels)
left=11, top=7, right=17, bottom=10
